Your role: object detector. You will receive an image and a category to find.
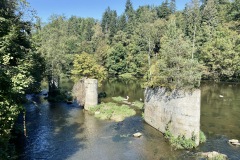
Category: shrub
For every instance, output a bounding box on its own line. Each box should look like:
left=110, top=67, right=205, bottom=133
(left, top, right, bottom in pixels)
left=164, top=124, right=197, bottom=149
left=199, top=130, right=207, bottom=143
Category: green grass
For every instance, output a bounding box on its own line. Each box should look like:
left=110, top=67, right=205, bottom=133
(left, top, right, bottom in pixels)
left=199, top=130, right=206, bottom=143
left=89, top=102, right=136, bottom=121
left=132, top=100, right=144, bottom=109
left=112, top=96, right=125, bottom=102
left=112, top=97, right=144, bottom=110
left=164, top=129, right=207, bottom=149
left=164, top=124, right=197, bottom=149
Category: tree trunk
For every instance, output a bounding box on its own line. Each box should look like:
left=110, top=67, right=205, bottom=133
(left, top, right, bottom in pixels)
left=148, top=38, right=151, bottom=81
left=192, top=24, right=196, bottom=59
left=48, top=75, right=60, bottom=96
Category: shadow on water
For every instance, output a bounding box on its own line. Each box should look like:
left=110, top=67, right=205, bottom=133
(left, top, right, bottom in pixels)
left=17, top=95, right=87, bottom=160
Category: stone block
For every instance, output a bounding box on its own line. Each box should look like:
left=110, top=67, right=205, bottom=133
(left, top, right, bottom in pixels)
left=144, top=87, right=201, bottom=146
left=72, top=78, right=98, bottom=110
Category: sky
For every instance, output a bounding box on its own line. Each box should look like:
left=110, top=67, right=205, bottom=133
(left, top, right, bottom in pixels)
left=27, top=0, right=190, bottom=22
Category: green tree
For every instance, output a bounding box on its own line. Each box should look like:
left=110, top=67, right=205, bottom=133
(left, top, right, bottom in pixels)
left=136, top=6, right=158, bottom=24
left=125, top=0, right=135, bottom=22
left=71, top=52, right=107, bottom=84
left=146, top=18, right=202, bottom=90
left=199, top=25, right=240, bottom=81
left=201, top=0, right=219, bottom=28
left=157, top=0, right=171, bottom=19
left=184, top=0, right=201, bottom=58
left=117, top=14, right=127, bottom=31
left=106, top=43, right=128, bottom=76
left=229, top=0, right=240, bottom=21
left=0, top=0, right=44, bottom=157
left=37, top=15, right=75, bottom=95
left=170, top=0, right=176, bottom=13
left=228, top=0, right=240, bottom=32
left=101, top=7, right=118, bottom=42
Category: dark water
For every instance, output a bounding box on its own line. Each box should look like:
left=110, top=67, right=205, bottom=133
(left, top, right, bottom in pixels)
left=199, top=81, right=240, bottom=160
left=16, top=80, right=240, bottom=160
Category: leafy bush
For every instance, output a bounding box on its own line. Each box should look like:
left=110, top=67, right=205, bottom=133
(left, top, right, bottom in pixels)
left=71, top=52, right=107, bottom=85
left=164, top=124, right=197, bottom=149
left=145, top=18, right=202, bottom=90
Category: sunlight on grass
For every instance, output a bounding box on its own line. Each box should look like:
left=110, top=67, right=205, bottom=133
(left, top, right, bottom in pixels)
left=89, top=102, right=136, bottom=122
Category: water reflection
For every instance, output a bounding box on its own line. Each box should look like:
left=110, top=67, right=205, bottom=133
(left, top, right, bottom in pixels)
left=99, top=79, right=144, bottom=102
left=200, top=81, right=240, bottom=160
left=200, top=81, right=240, bottom=139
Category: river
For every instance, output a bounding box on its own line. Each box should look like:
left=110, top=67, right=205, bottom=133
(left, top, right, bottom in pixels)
left=16, top=80, right=240, bottom=160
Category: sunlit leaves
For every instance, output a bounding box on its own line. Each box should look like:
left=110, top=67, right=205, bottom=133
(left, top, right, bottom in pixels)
left=146, top=18, right=202, bottom=90
left=71, top=52, right=107, bottom=85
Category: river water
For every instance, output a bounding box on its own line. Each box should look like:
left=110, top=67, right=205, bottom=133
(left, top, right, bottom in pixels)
left=16, top=80, right=240, bottom=160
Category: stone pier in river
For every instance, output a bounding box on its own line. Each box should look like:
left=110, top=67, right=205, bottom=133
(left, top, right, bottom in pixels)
left=72, top=78, right=98, bottom=110
left=144, top=87, right=201, bottom=146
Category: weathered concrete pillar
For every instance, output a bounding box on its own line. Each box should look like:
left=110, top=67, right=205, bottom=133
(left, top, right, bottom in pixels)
left=84, top=79, right=98, bottom=110
left=144, top=87, right=201, bottom=146
left=72, top=78, right=98, bottom=110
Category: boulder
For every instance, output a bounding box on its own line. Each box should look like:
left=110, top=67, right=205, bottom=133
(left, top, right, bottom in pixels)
left=95, top=111, right=100, bottom=115
left=133, top=132, right=142, bottom=138
left=232, top=142, right=240, bottom=146
left=228, top=139, right=240, bottom=146
left=229, top=139, right=239, bottom=143
left=198, top=151, right=227, bottom=160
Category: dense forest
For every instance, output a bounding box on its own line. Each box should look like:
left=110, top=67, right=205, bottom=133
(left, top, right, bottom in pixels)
left=36, top=0, right=240, bottom=89
left=0, top=0, right=240, bottom=158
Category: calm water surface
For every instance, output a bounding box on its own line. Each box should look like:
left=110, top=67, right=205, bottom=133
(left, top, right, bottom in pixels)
left=17, top=80, right=240, bottom=160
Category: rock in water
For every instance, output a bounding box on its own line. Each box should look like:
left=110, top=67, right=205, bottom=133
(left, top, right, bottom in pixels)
left=133, top=132, right=142, bottom=138
left=232, top=142, right=240, bottom=146
left=229, top=139, right=239, bottom=143
left=95, top=111, right=100, bottom=115
left=198, top=151, right=227, bottom=160
left=229, top=139, right=240, bottom=146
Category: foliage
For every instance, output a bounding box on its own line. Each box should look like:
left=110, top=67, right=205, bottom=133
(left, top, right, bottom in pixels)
left=35, top=0, right=240, bottom=84
left=71, top=52, right=107, bottom=84
left=164, top=125, right=197, bottom=149
left=112, top=96, right=126, bottom=102
left=145, top=18, right=202, bottom=90
left=199, top=24, right=240, bottom=81
left=106, top=43, right=128, bottom=76
left=119, top=73, right=135, bottom=80
left=164, top=124, right=206, bottom=149
left=199, top=130, right=207, bottom=143
left=89, top=102, right=136, bottom=121
left=132, top=100, right=144, bottom=109
left=0, top=0, right=44, bottom=158
left=101, top=7, right=118, bottom=40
